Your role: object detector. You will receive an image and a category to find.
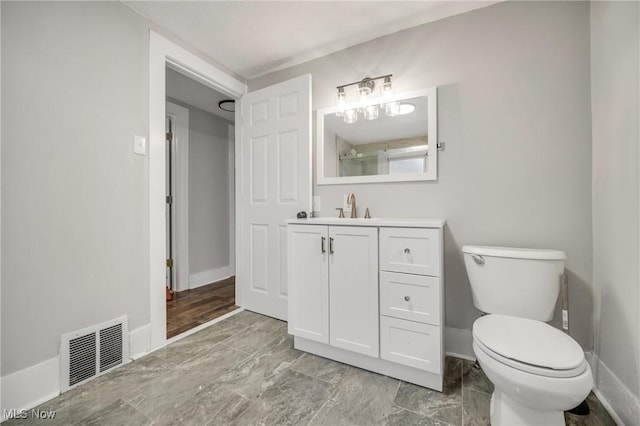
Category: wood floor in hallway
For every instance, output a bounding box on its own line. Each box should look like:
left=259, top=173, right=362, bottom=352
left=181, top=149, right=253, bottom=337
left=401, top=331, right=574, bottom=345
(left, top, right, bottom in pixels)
left=166, top=276, right=237, bottom=339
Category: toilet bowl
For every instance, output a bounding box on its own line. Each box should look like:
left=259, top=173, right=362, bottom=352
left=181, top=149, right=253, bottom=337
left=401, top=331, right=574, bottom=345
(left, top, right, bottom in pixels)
left=472, top=315, right=593, bottom=425
left=462, top=245, right=594, bottom=426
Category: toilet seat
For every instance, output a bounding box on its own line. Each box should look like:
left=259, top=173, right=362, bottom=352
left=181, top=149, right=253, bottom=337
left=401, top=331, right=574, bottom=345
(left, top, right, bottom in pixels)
left=473, top=314, right=586, bottom=379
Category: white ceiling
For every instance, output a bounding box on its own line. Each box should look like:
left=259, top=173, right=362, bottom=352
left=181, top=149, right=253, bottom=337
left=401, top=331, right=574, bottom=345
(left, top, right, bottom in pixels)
left=122, top=1, right=497, bottom=80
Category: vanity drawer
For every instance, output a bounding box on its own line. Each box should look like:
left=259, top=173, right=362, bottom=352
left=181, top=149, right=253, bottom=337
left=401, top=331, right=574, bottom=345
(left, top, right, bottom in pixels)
left=380, top=272, right=441, bottom=325
left=379, top=228, right=441, bottom=276
left=380, top=316, right=442, bottom=374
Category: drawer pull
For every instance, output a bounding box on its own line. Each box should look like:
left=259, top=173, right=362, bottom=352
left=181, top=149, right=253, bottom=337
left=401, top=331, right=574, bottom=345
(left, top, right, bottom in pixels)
left=404, top=296, right=411, bottom=302
left=404, top=248, right=411, bottom=254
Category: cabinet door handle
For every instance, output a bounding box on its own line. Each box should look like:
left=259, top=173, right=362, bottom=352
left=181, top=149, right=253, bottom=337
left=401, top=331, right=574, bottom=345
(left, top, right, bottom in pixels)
left=404, top=248, right=411, bottom=254
left=321, top=236, right=326, bottom=253
left=404, top=296, right=411, bottom=302
left=329, top=237, right=334, bottom=254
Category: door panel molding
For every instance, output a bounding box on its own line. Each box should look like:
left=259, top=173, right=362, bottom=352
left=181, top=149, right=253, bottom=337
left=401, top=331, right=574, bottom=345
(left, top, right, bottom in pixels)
left=238, top=74, right=312, bottom=321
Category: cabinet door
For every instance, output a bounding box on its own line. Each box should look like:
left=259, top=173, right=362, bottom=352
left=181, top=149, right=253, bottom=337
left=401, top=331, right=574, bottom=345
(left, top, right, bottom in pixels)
left=329, top=226, right=379, bottom=357
left=287, top=224, right=329, bottom=343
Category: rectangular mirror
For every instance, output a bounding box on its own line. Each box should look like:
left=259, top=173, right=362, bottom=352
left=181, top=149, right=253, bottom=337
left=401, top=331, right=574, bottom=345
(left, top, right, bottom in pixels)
left=317, top=87, right=437, bottom=185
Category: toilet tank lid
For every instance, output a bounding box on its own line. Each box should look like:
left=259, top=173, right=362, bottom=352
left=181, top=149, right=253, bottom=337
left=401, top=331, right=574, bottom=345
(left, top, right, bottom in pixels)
left=462, top=245, right=566, bottom=260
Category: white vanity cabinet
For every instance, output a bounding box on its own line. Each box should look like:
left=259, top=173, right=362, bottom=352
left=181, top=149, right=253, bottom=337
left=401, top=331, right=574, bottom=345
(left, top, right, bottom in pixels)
left=378, top=227, right=443, bottom=375
left=328, top=226, right=379, bottom=357
left=287, top=218, right=445, bottom=392
left=287, top=225, right=329, bottom=344
left=287, top=224, right=379, bottom=357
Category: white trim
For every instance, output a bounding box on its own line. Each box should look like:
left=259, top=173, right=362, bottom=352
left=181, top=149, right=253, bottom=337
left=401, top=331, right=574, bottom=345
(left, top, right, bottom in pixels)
left=234, top=110, right=243, bottom=307
left=166, top=101, right=190, bottom=292
left=444, top=326, right=475, bottom=360
left=1, top=357, right=60, bottom=420
left=590, top=353, right=640, bottom=426
left=228, top=124, right=236, bottom=276
left=165, top=307, right=243, bottom=345
left=149, top=31, right=246, bottom=350
left=0, top=3, right=3, bottom=411
left=129, top=324, right=152, bottom=360
left=189, top=266, right=232, bottom=289
left=0, top=316, right=217, bottom=418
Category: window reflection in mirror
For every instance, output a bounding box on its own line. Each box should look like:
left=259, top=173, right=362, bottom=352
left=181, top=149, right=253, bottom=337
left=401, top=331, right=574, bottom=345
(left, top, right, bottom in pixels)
left=318, top=88, right=437, bottom=185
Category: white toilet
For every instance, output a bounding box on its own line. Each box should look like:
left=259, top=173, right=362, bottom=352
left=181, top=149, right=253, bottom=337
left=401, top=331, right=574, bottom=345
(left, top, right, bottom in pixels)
left=462, top=245, right=593, bottom=426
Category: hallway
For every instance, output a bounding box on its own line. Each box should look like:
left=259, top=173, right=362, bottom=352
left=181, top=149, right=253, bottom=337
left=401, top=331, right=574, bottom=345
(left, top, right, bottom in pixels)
left=166, top=277, right=237, bottom=338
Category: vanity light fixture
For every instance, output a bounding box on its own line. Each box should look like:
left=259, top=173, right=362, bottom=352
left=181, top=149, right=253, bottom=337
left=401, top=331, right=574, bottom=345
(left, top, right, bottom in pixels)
left=358, top=77, right=375, bottom=102
left=382, top=76, right=393, bottom=94
left=363, top=104, right=379, bottom=120
left=344, top=108, right=358, bottom=124
left=336, top=87, right=346, bottom=117
left=335, top=74, right=392, bottom=123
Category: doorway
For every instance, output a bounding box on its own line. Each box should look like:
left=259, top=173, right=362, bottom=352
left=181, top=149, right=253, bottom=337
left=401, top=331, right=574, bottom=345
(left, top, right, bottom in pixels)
left=148, top=32, right=311, bottom=351
left=148, top=31, right=246, bottom=350
left=164, top=67, right=238, bottom=338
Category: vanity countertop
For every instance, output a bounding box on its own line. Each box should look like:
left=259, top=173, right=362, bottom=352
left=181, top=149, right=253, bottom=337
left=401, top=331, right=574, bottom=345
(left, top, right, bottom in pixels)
left=287, top=217, right=446, bottom=228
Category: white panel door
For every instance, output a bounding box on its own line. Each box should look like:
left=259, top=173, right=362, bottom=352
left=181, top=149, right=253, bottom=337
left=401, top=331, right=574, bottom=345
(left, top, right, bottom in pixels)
left=329, top=226, right=379, bottom=357
left=287, top=224, right=329, bottom=343
left=238, top=74, right=312, bottom=320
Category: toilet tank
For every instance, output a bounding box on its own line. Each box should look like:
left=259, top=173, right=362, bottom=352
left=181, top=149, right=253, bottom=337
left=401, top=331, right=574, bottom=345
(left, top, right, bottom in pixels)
left=462, top=245, right=566, bottom=322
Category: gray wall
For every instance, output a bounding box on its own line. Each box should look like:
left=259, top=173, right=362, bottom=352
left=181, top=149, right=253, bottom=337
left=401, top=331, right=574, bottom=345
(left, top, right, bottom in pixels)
left=591, top=0, right=640, bottom=403
left=1, top=2, right=150, bottom=375
left=189, top=108, right=231, bottom=276
left=167, top=98, right=232, bottom=278
left=249, top=1, right=594, bottom=348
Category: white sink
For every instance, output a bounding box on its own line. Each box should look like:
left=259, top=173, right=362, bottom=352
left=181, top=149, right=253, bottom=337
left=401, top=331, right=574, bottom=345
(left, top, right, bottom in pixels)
left=287, top=217, right=446, bottom=228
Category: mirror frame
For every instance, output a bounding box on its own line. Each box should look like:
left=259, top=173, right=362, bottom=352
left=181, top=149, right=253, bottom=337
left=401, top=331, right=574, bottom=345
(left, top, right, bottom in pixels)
left=317, top=86, right=437, bottom=185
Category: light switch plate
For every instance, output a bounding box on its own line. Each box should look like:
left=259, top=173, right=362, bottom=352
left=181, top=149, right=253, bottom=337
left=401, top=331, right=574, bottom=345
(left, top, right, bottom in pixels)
left=133, top=135, right=146, bottom=155
left=312, top=196, right=321, bottom=212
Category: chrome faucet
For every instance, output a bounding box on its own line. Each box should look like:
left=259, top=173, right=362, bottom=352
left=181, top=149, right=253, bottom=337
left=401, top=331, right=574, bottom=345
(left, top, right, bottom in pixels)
left=347, top=193, right=357, bottom=218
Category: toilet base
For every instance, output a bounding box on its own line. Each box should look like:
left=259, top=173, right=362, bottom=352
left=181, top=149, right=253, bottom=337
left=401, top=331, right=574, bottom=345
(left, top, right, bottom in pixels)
left=491, top=390, right=565, bottom=426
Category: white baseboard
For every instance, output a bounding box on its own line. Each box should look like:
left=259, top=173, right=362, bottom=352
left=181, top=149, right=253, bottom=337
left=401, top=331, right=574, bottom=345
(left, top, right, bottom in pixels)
left=590, top=353, right=640, bottom=426
left=189, top=266, right=231, bottom=289
left=1, top=357, right=60, bottom=420
left=445, top=326, right=475, bottom=360
left=1, top=324, right=158, bottom=418
left=129, top=324, right=152, bottom=360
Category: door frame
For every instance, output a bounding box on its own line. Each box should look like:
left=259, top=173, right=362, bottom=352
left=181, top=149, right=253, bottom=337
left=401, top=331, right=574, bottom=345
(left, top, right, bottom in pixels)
left=166, top=101, right=190, bottom=292
left=228, top=124, right=236, bottom=277
left=149, top=31, right=246, bottom=350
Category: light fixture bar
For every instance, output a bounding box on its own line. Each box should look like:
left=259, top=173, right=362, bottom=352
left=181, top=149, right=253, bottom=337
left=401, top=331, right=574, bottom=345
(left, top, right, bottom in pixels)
left=336, top=74, right=392, bottom=91
left=335, top=74, right=394, bottom=124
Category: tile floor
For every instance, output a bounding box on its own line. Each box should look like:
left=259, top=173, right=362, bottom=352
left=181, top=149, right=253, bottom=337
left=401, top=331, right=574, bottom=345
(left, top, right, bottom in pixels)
left=5, top=311, right=616, bottom=425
